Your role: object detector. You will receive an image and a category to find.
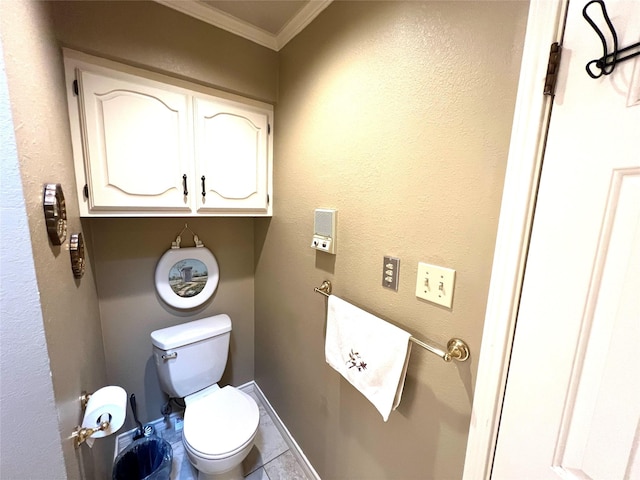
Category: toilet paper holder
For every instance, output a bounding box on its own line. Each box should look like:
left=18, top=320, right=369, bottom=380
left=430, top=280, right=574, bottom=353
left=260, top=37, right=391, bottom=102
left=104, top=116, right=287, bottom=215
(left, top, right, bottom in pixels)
left=72, top=390, right=110, bottom=448
left=72, top=420, right=110, bottom=448
left=80, top=390, right=92, bottom=410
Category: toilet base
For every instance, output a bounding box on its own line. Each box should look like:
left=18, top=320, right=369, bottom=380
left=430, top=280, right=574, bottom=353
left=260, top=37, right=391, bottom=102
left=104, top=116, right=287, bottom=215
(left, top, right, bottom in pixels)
left=197, top=463, right=243, bottom=480
left=185, top=434, right=255, bottom=480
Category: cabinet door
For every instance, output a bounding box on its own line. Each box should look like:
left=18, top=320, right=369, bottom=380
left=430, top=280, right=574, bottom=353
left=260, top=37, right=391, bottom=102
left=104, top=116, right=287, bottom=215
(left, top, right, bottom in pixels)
left=194, top=96, right=271, bottom=213
left=77, top=69, right=192, bottom=212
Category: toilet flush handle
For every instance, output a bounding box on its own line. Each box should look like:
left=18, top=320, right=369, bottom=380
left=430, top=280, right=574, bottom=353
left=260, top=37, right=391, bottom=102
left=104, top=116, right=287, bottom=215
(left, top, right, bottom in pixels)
left=161, top=352, right=178, bottom=361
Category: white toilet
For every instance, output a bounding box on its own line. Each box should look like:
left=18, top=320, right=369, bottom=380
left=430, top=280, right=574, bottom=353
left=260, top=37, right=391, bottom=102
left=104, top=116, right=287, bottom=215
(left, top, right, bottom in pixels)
left=151, top=315, right=259, bottom=480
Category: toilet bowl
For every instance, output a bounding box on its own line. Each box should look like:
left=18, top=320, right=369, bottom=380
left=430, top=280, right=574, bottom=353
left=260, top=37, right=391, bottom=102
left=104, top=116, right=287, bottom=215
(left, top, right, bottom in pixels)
left=182, top=385, right=259, bottom=479
left=150, top=315, right=260, bottom=480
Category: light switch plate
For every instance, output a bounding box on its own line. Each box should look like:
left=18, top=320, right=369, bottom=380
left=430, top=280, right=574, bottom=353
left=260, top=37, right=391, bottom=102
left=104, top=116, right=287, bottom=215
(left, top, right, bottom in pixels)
left=382, top=256, right=400, bottom=291
left=415, top=262, right=456, bottom=308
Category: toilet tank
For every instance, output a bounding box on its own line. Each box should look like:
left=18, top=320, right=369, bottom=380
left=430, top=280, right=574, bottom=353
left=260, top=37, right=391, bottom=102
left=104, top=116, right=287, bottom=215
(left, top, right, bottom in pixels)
left=151, top=315, right=231, bottom=398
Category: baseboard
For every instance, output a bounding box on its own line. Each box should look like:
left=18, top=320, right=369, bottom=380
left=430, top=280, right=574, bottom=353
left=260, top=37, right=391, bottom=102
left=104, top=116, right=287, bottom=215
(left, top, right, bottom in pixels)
left=238, top=381, right=321, bottom=480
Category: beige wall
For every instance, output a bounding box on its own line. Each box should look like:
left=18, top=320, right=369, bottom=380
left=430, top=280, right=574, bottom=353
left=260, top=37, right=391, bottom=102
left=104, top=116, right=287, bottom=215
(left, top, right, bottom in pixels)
left=0, top=1, right=108, bottom=478
left=255, top=2, right=528, bottom=478
left=0, top=37, right=67, bottom=480
left=2, top=0, right=278, bottom=477
left=48, top=0, right=278, bottom=428
left=49, top=0, right=278, bottom=104
left=2, top=0, right=528, bottom=478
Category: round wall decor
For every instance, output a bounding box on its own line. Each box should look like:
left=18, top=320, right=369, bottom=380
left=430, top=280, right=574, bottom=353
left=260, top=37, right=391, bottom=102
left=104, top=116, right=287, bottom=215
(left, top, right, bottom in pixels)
left=70, top=233, right=85, bottom=278
left=155, top=247, right=219, bottom=309
left=43, top=183, right=67, bottom=245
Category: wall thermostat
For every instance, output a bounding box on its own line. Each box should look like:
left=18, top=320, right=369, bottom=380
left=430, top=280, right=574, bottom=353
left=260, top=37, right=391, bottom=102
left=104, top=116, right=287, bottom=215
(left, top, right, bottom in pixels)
left=311, top=208, right=337, bottom=254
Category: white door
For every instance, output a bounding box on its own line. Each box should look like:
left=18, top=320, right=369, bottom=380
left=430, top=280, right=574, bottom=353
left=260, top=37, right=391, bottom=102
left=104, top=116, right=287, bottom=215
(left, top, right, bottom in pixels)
left=193, top=96, right=270, bottom=213
left=78, top=69, right=192, bottom=212
left=492, top=0, right=640, bottom=478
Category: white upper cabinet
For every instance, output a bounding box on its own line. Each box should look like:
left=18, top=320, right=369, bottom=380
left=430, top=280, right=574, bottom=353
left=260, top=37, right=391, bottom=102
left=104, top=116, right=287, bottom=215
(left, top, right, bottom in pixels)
left=78, top=70, right=192, bottom=212
left=194, top=96, right=270, bottom=213
left=64, top=49, right=273, bottom=217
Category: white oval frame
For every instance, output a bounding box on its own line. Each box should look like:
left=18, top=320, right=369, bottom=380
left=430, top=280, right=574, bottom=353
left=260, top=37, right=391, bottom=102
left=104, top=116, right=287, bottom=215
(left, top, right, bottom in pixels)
left=155, top=247, right=219, bottom=309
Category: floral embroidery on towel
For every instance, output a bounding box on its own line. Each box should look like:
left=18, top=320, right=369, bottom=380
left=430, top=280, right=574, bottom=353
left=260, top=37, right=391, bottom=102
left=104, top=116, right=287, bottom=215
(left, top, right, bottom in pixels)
left=346, top=349, right=367, bottom=371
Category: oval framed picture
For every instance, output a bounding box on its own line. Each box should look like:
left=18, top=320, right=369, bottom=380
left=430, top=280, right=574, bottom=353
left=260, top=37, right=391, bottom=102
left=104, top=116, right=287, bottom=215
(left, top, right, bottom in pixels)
left=155, top=247, right=219, bottom=309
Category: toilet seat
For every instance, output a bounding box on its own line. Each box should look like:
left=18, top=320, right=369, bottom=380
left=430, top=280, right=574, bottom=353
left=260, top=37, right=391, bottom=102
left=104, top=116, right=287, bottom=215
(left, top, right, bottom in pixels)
left=183, top=386, right=259, bottom=459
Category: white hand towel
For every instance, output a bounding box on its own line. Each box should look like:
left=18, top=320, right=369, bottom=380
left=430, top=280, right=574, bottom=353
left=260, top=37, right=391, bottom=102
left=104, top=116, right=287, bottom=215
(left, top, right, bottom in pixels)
left=325, top=295, right=412, bottom=421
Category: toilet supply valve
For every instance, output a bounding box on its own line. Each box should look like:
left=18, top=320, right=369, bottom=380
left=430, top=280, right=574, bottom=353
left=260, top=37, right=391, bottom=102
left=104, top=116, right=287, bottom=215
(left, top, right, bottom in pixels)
left=72, top=420, right=110, bottom=448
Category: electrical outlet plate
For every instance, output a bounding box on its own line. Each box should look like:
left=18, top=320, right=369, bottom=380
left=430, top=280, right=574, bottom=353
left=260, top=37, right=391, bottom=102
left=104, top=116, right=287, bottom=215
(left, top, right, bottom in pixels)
left=415, top=262, right=456, bottom=308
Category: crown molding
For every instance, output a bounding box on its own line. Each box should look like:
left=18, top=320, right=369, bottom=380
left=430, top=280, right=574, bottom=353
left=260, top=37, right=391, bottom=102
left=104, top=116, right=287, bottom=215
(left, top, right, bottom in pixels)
left=275, top=0, right=333, bottom=50
left=154, top=0, right=277, bottom=50
left=154, top=0, right=332, bottom=52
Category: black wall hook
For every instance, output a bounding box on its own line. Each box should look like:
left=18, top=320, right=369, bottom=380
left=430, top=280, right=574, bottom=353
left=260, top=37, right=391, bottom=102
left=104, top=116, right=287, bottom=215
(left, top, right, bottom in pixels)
left=583, top=0, right=640, bottom=79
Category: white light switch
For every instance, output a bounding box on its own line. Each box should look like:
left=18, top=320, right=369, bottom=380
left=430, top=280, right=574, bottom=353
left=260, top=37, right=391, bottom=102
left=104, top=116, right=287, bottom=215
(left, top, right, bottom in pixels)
left=415, top=262, right=456, bottom=308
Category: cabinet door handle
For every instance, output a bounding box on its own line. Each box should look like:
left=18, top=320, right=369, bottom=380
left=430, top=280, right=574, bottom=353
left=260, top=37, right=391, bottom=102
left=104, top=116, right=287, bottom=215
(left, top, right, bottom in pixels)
left=182, top=174, right=188, bottom=196
left=201, top=176, right=206, bottom=197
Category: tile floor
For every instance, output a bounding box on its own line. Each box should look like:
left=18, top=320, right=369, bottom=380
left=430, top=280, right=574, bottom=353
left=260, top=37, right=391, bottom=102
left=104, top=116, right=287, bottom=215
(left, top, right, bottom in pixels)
left=115, top=387, right=311, bottom=480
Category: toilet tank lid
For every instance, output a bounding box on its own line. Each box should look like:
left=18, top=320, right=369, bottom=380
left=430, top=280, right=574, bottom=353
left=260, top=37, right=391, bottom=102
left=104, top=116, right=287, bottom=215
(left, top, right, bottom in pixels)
left=151, top=314, right=231, bottom=350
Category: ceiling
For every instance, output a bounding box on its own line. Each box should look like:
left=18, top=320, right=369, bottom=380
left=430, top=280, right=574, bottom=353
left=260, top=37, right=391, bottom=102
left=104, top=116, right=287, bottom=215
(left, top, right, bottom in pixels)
left=154, top=0, right=333, bottom=51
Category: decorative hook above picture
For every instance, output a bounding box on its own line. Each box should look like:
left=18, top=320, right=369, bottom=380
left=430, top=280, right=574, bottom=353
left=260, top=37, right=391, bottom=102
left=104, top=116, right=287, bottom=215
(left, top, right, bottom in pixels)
left=583, top=0, right=640, bottom=79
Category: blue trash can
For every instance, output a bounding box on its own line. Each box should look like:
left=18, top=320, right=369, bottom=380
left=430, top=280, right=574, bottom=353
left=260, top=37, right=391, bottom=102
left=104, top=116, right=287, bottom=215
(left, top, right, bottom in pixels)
left=112, top=436, right=173, bottom=480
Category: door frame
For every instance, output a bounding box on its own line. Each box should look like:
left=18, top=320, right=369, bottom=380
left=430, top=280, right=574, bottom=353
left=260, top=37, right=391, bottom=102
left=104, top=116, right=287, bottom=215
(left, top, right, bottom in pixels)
left=462, top=0, right=567, bottom=478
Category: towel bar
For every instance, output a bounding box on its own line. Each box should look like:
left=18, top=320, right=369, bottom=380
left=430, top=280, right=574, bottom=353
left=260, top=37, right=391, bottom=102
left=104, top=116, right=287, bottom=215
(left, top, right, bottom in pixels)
left=314, top=280, right=470, bottom=363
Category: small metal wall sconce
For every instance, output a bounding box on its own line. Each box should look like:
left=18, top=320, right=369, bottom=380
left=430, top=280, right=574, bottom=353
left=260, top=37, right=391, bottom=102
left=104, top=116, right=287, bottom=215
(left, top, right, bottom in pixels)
left=43, top=183, right=67, bottom=245
left=42, top=184, right=87, bottom=279
left=70, top=233, right=85, bottom=279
